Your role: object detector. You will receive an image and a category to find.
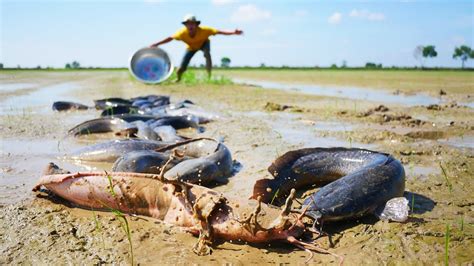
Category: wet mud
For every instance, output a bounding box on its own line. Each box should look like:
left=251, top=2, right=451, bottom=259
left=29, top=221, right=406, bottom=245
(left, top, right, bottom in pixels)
left=0, top=71, right=473, bottom=264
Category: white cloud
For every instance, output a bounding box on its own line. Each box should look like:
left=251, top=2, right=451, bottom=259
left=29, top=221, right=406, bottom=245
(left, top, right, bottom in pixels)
left=211, top=0, right=236, bottom=5
left=230, top=4, right=271, bottom=23
left=349, top=9, right=385, bottom=21
left=328, top=12, right=342, bottom=24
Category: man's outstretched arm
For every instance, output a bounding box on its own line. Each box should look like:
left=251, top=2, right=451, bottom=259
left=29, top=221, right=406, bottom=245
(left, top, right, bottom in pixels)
left=216, top=29, right=243, bottom=35
left=150, top=37, right=173, bottom=47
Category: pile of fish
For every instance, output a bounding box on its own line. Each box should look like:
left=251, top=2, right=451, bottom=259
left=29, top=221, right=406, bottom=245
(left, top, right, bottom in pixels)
left=34, top=95, right=409, bottom=262
left=54, top=95, right=217, bottom=120
left=52, top=95, right=233, bottom=185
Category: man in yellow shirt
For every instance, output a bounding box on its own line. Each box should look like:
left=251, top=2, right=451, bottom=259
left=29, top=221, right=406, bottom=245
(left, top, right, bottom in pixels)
left=150, top=15, right=243, bottom=82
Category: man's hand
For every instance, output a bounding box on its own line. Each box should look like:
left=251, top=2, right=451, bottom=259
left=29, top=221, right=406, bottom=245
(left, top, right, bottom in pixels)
left=148, top=37, right=173, bottom=48
left=234, top=29, right=243, bottom=35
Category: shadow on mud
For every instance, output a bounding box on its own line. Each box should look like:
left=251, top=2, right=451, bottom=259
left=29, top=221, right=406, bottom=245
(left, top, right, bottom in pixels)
left=35, top=191, right=77, bottom=208
left=321, top=191, right=436, bottom=235
left=212, top=238, right=301, bottom=256
left=403, top=191, right=436, bottom=214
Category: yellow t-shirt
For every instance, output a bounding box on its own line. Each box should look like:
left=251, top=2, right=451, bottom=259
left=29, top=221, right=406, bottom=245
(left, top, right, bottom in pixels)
left=172, top=26, right=218, bottom=51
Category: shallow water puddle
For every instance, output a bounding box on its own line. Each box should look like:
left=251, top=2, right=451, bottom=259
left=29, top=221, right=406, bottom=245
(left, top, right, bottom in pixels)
left=463, top=101, right=474, bottom=108
left=0, top=82, right=81, bottom=114
left=271, top=120, right=372, bottom=148
left=438, top=135, right=474, bottom=149
left=313, top=120, right=355, bottom=132
left=1, top=139, right=68, bottom=156
left=241, top=111, right=372, bottom=149
left=0, top=83, right=37, bottom=92
left=235, top=78, right=444, bottom=106
left=0, top=137, right=110, bottom=205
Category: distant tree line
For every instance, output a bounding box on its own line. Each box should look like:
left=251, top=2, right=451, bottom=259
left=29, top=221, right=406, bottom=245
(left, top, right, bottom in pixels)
left=413, top=45, right=473, bottom=69
left=65, top=61, right=81, bottom=69
left=1, top=45, right=473, bottom=70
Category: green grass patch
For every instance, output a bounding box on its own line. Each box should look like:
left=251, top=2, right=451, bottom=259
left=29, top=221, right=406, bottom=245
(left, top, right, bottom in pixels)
left=270, top=188, right=280, bottom=205
left=103, top=172, right=134, bottom=265
left=105, top=171, right=116, bottom=197
left=112, top=209, right=134, bottom=266
left=162, top=70, right=232, bottom=85
left=92, top=210, right=106, bottom=250
left=439, top=163, right=453, bottom=192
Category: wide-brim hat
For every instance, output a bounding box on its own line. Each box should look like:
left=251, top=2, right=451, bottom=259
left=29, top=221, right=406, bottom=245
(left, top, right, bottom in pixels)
left=182, top=14, right=201, bottom=25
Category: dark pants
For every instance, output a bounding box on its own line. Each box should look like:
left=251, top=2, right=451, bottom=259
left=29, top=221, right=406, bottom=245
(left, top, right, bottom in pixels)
left=179, top=40, right=211, bottom=72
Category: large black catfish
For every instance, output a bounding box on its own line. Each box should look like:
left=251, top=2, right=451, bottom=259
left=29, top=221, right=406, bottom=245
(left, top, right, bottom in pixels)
left=252, top=147, right=405, bottom=222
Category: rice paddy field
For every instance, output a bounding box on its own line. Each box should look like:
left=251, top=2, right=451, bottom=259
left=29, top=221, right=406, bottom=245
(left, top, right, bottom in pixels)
left=0, top=69, right=473, bottom=264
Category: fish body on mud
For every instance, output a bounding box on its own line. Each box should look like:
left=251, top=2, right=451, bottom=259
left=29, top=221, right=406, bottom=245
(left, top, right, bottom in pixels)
left=112, top=150, right=189, bottom=174
left=148, top=116, right=203, bottom=132
left=113, top=138, right=234, bottom=185
left=33, top=165, right=307, bottom=251
left=153, top=125, right=184, bottom=142
left=100, top=106, right=139, bottom=117
left=157, top=138, right=234, bottom=185
left=52, top=101, right=89, bottom=111
left=68, top=139, right=171, bottom=162
left=68, top=115, right=201, bottom=137
left=252, top=147, right=405, bottom=222
left=94, top=98, right=133, bottom=109
left=68, top=115, right=159, bottom=137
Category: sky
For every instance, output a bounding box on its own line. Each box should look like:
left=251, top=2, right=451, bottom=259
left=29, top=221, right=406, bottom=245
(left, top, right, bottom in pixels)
left=1, top=0, right=473, bottom=68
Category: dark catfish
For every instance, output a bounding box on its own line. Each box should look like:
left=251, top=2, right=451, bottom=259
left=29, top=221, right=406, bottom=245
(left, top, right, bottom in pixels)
left=94, top=97, right=132, bottom=110
left=52, top=101, right=89, bottom=111
left=113, top=138, right=233, bottom=185
left=252, top=147, right=405, bottom=222
left=100, top=106, right=139, bottom=117
left=112, top=150, right=190, bottom=174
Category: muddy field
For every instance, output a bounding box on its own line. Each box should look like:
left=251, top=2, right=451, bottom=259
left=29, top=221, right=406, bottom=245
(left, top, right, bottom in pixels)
left=1, top=70, right=473, bottom=264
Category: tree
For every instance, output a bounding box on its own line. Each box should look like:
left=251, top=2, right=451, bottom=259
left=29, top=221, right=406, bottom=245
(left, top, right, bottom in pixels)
left=422, top=45, right=437, bottom=66
left=453, top=45, right=474, bottom=69
left=365, top=62, right=377, bottom=68
left=65, top=63, right=71, bottom=69
left=0, top=63, right=3, bottom=69
left=365, top=62, right=383, bottom=69
left=342, top=60, right=347, bottom=68
left=71, top=61, right=80, bottom=69
left=413, top=45, right=424, bottom=67
left=220, top=57, right=231, bottom=68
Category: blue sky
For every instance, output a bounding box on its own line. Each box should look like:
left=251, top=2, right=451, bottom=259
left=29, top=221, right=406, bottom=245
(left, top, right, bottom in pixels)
left=1, top=0, right=473, bottom=68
